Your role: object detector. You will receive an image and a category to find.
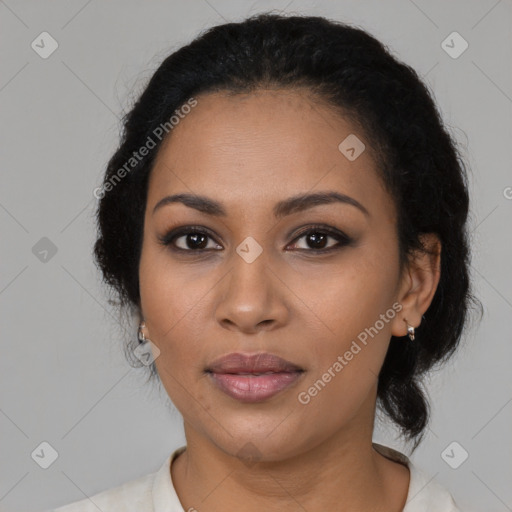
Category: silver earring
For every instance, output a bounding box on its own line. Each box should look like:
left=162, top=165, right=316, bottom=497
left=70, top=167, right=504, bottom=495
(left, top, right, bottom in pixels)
left=403, top=319, right=415, bottom=341
left=138, top=321, right=148, bottom=344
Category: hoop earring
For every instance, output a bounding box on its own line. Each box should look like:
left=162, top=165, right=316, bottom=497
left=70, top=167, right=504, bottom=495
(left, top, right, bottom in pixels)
left=403, top=318, right=415, bottom=341
left=138, top=321, right=149, bottom=344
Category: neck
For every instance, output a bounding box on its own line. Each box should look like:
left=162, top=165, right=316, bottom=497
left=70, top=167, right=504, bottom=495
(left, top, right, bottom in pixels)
left=171, top=402, right=410, bottom=511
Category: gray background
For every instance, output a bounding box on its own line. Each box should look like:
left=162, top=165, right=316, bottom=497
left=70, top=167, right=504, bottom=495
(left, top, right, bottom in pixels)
left=1, top=1, right=511, bottom=511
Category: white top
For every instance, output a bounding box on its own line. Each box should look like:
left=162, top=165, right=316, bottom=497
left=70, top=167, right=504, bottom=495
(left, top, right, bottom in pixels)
left=50, top=443, right=461, bottom=511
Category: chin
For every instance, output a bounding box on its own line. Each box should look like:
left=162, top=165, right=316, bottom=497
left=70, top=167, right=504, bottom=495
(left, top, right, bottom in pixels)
left=202, top=415, right=315, bottom=464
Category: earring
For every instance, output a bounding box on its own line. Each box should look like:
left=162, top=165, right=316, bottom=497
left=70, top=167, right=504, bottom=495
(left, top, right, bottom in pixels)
left=403, top=318, right=415, bottom=341
left=138, top=321, right=148, bottom=344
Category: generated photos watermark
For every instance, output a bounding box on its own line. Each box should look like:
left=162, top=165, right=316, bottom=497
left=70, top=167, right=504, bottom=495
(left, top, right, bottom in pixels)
left=93, top=97, right=198, bottom=200
left=297, top=301, right=403, bottom=405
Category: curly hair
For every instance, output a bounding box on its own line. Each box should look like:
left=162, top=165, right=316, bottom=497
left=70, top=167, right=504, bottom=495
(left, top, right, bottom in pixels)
left=93, top=12, right=482, bottom=451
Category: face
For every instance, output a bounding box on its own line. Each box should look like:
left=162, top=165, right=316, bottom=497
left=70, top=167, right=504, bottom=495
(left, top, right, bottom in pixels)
left=138, top=89, right=410, bottom=461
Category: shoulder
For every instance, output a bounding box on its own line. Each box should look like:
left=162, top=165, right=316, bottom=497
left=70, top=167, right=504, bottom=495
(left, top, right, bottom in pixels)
left=49, top=447, right=186, bottom=512
left=51, top=471, right=155, bottom=512
left=372, top=443, right=462, bottom=512
left=404, top=461, right=462, bottom=511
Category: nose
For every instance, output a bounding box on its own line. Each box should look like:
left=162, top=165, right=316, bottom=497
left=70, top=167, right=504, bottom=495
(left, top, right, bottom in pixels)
left=214, top=248, right=290, bottom=334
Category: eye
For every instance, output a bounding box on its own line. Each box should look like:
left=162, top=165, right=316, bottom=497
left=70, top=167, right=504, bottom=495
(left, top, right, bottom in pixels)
left=287, top=225, right=353, bottom=253
left=158, top=226, right=222, bottom=252
left=158, top=224, right=353, bottom=254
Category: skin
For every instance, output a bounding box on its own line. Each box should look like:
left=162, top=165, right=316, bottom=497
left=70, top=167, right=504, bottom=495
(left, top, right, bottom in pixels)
left=138, top=89, right=441, bottom=512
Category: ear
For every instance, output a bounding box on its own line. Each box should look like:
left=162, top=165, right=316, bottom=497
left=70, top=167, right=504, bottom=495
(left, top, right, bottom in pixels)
left=391, top=233, right=442, bottom=338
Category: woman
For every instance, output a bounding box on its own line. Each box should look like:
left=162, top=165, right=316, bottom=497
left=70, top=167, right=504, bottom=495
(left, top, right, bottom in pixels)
left=52, top=12, right=481, bottom=512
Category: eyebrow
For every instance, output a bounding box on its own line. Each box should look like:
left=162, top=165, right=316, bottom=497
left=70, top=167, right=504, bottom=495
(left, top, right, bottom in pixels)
left=152, top=191, right=370, bottom=219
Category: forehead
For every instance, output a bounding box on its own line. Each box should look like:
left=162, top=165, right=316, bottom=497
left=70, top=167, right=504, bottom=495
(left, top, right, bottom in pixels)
left=148, top=89, right=394, bottom=223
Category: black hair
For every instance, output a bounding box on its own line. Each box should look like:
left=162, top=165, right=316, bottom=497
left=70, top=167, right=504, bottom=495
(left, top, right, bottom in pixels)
left=93, top=12, right=482, bottom=451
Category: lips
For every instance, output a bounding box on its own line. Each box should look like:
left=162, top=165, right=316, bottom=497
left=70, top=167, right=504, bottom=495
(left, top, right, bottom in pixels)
left=207, top=352, right=303, bottom=374
left=206, top=352, right=304, bottom=403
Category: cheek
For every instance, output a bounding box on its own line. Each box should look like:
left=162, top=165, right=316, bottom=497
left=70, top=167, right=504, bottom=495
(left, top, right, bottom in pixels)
left=293, top=245, right=399, bottom=390
left=295, top=315, right=390, bottom=435
left=139, top=240, right=209, bottom=335
left=138, top=245, right=203, bottom=370
left=293, top=251, right=398, bottom=341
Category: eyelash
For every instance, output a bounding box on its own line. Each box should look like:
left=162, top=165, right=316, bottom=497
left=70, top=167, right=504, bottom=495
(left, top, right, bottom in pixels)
left=157, top=224, right=354, bottom=255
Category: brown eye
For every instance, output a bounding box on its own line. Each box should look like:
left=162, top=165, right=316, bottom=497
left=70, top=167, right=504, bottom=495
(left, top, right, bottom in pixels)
left=288, top=225, right=353, bottom=252
left=176, top=232, right=210, bottom=250
left=158, top=227, right=222, bottom=252
left=298, top=232, right=332, bottom=250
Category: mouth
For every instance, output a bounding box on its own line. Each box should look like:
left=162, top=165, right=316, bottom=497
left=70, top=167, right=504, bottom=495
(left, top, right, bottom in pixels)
left=205, top=352, right=305, bottom=403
